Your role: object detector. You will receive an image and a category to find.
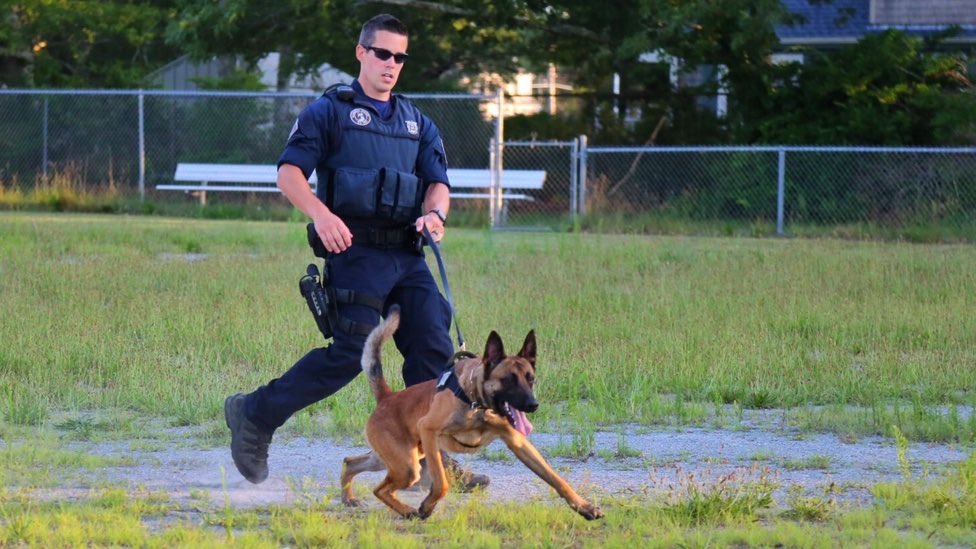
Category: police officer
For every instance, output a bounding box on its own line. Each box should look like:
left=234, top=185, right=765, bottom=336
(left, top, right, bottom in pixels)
left=224, top=14, right=487, bottom=488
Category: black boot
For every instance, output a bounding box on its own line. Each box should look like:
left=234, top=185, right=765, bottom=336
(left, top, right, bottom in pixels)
left=224, top=393, right=272, bottom=484
left=440, top=451, right=490, bottom=491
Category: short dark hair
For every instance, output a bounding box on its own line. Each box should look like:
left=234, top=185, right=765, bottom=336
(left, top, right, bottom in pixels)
left=359, top=14, right=408, bottom=46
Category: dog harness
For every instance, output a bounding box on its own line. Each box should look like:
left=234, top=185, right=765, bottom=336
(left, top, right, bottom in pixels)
left=436, top=351, right=481, bottom=408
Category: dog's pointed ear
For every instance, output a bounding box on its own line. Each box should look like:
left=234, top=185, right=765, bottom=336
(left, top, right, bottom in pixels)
left=483, top=331, right=505, bottom=368
left=518, top=330, right=536, bottom=369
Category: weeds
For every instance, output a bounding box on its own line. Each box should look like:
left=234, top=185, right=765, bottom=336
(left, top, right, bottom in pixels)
left=779, top=454, right=833, bottom=471
left=597, top=433, right=643, bottom=460
left=1, top=386, right=46, bottom=427
left=479, top=445, right=514, bottom=462
left=650, top=463, right=778, bottom=526
left=782, top=484, right=839, bottom=521
left=550, top=428, right=595, bottom=459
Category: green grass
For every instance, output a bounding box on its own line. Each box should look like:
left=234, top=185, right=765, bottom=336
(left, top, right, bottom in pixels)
left=0, top=440, right=135, bottom=487
left=780, top=454, right=833, bottom=471
left=2, top=211, right=976, bottom=442
left=2, top=210, right=976, bottom=545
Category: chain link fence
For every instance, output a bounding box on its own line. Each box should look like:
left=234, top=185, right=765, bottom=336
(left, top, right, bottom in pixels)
left=496, top=140, right=579, bottom=229
left=0, top=89, right=496, bottom=203
left=2, top=89, right=975, bottom=237
left=580, top=145, right=976, bottom=237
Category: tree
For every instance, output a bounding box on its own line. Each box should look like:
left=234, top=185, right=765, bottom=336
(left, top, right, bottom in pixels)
left=622, top=0, right=795, bottom=142
left=1, top=0, right=181, bottom=88
left=166, top=0, right=346, bottom=92
left=0, top=3, right=33, bottom=86
left=166, top=0, right=537, bottom=92
left=756, top=30, right=976, bottom=145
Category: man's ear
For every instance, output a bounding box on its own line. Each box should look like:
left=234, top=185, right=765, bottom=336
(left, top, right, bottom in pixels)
left=518, top=330, right=536, bottom=369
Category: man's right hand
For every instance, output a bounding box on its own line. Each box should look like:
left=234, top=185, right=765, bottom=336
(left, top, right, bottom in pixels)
left=275, top=164, right=352, bottom=254
left=313, top=211, right=353, bottom=253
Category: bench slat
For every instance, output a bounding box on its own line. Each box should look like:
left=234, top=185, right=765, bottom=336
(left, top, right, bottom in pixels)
left=161, top=164, right=544, bottom=205
left=175, top=163, right=319, bottom=184
left=171, top=163, right=544, bottom=190
left=450, top=192, right=533, bottom=201
left=446, top=169, right=546, bottom=190
left=156, top=184, right=289, bottom=193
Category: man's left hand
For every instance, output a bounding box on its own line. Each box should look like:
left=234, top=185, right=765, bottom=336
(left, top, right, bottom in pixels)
left=416, top=212, right=444, bottom=242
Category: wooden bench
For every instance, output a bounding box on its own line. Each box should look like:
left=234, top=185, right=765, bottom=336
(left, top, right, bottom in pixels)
left=156, top=163, right=545, bottom=208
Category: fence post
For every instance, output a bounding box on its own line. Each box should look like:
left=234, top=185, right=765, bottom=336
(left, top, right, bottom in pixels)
left=138, top=90, right=146, bottom=201
left=577, top=134, right=588, bottom=216
left=489, top=137, right=498, bottom=227
left=569, top=137, right=579, bottom=221
left=776, top=148, right=786, bottom=235
left=490, top=88, right=505, bottom=228
left=42, top=96, right=49, bottom=182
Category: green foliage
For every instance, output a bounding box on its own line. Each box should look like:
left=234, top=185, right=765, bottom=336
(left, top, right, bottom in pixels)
left=4, top=0, right=181, bottom=88
left=4, top=1, right=974, bottom=148
left=652, top=464, right=778, bottom=526
left=633, top=0, right=790, bottom=134
left=872, top=450, right=976, bottom=529
left=757, top=30, right=976, bottom=145
left=166, top=0, right=535, bottom=92
left=783, top=485, right=838, bottom=522
left=191, top=69, right=267, bottom=91
left=549, top=427, right=596, bottom=459
left=0, top=385, right=46, bottom=427
left=504, top=112, right=589, bottom=142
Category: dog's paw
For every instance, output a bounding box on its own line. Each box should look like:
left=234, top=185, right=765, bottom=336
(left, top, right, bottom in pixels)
left=577, top=503, right=604, bottom=520
left=401, top=508, right=422, bottom=520
left=341, top=496, right=365, bottom=508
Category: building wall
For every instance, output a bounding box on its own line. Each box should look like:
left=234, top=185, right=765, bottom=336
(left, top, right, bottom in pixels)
left=871, top=0, right=976, bottom=25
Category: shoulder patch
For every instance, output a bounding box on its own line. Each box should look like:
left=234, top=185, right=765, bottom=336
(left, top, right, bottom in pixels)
left=350, top=108, right=371, bottom=126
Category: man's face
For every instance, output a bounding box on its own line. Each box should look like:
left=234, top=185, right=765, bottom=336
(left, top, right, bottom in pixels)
left=356, top=30, right=408, bottom=100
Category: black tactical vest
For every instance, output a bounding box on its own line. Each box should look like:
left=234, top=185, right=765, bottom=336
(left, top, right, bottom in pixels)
left=318, top=86, right=424, bottom=225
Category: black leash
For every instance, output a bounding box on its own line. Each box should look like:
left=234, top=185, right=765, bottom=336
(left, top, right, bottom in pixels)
left=422, top=225, right=466, bottom=351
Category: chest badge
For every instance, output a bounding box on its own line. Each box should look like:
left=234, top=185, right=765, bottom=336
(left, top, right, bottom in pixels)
left=405, top=120, right=418, bottom=135
left=350, top=108, right=372, bottom=126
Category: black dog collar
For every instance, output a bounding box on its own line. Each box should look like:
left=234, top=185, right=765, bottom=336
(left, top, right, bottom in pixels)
left=436, top=351, right=482, bottom=409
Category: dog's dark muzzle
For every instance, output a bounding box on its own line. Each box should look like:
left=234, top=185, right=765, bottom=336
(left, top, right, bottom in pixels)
left=499, top=395, right=538, bottom=414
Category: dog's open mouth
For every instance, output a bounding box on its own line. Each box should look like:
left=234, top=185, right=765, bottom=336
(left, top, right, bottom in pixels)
left=501, top=402, right=534, bottom=436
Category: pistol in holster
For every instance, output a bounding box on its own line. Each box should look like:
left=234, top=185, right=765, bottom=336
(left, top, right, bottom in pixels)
left=298, top=223, right=381, bottom=340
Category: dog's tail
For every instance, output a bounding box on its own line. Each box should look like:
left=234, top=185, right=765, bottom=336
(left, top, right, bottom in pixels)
left=361, top=305, right=400, bottom=401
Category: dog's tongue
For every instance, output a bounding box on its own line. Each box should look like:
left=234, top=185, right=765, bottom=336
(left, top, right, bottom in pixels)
left=512, top=409, right=534, bottom=436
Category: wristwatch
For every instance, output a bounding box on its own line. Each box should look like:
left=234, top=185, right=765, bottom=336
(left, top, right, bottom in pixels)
left=426, top=208, right=447, bottom=223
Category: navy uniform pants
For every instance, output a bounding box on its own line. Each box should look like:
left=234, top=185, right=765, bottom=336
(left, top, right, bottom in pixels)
left=243, top=243, right=454, bottom=433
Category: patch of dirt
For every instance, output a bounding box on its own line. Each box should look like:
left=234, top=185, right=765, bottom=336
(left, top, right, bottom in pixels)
left=42, top=422, right=973, bottom=512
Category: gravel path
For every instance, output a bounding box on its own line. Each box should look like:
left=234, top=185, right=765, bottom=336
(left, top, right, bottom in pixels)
left=45, top=419, right=973, bottom=512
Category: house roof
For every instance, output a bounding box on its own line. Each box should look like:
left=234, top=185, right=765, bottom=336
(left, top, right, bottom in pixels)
left=776, top=0, right=976, bottom=47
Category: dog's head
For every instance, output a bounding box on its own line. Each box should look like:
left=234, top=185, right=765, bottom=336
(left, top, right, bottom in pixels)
left=480, top=330, right=537, bottom=434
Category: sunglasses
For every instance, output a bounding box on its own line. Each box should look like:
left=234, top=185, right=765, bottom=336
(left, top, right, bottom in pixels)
left=363, top=45, right=409, bottom=64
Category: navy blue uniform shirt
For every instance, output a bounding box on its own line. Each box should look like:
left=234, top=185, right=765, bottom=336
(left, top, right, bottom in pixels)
left=277, top=81, right=450, bottom=191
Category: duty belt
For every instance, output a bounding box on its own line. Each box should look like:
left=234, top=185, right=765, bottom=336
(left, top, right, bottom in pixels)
left=354, top=225, right=421, bottom=250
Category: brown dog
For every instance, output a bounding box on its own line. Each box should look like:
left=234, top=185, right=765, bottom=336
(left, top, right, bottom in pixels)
left=340, top=306, right=603, bottom=520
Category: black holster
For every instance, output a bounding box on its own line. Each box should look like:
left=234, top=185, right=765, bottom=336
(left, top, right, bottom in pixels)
left=299, top=223, right=384, bottom=340
left=299, top=263, right=335, bottom=340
